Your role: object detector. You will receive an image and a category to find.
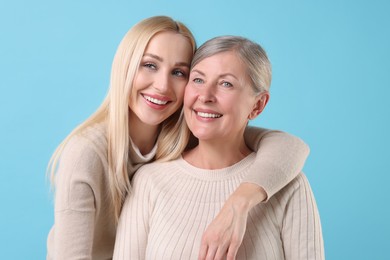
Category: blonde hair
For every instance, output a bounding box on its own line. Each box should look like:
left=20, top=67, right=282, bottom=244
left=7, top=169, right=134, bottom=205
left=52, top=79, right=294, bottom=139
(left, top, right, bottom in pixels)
left=192, top=35, right=272, bottom=94
left=48, top=16, right=196, bottom=221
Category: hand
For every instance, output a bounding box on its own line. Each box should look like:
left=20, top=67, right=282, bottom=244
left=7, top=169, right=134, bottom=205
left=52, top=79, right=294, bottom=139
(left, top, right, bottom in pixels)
left=198, top=183, right=267, bottom=260
left=198, top=200, right=248, bottom=260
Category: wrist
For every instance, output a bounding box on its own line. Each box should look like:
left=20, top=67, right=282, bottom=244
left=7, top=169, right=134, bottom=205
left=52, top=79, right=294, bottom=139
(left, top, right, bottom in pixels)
left=229, top=183, right=267, bottom=212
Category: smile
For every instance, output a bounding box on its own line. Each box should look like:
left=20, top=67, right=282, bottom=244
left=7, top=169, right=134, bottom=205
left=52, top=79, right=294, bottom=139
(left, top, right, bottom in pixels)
left=143, top=94, right=169, bottom=105
left=196, top=111, right=222, bottom=118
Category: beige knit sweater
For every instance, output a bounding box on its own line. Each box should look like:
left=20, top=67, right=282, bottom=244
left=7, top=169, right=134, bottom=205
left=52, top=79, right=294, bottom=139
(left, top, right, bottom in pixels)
left=47, top=122, right=309, bottom=260
left=113, top=154, right=324, bottom=260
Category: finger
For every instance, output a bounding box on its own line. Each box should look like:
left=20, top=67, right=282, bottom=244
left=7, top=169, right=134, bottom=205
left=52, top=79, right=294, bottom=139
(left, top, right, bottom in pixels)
left=205, top=245, right=218, bottom=260
left=226, top=242, right=240, bottom=260
left=214, top=245, right=229, bottom=260
left=198, top=243, right=208, bottom=260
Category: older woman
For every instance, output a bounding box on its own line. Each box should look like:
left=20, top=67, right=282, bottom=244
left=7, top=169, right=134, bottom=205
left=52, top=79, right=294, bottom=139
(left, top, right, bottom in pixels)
left=113, top=35, right=324, bottom=260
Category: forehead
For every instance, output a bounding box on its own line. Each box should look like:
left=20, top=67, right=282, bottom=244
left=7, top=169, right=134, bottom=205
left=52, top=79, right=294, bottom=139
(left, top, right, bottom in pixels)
left=144, top=31, right=193, bottom=63
left=193, top=51, right=247, bottom=77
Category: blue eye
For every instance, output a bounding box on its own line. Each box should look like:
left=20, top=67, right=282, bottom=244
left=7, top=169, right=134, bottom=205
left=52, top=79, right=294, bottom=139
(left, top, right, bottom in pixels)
left=143, top=63, right=157, bottom=70
left=222, top=81, right=233, bottom=87
left=173, top=70, right=187, bottom=78
left=193, top=78, right=204, bottom=84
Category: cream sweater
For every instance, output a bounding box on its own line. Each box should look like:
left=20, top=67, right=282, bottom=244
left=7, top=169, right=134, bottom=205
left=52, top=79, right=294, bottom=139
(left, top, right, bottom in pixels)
left=47, top=122, right=309, bottom=260
left=114, top=154, right=324, bottom=260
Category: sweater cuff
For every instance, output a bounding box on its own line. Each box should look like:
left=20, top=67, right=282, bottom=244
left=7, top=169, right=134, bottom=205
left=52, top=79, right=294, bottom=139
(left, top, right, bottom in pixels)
left=242, top=163, right=291, bottom=202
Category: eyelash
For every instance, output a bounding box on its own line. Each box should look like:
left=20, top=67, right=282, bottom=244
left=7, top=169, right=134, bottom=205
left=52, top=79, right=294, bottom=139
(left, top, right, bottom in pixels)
left=142, top=63, right=187, bottom=78
left=173, top=70, right=187, bottom=78
left=143, top=62, right=157, bottom=70
left=221, top=81, right=233, bottom=87
left=192, top=78, right=233, bottom=88
left=193, top=78, right=204, bottom=84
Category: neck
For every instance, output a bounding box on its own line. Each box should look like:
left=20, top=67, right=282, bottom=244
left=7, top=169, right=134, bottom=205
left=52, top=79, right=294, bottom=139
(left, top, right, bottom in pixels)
left=183, top=137, right=252, bottom=169
left=128, top=110, right=159, bottom=155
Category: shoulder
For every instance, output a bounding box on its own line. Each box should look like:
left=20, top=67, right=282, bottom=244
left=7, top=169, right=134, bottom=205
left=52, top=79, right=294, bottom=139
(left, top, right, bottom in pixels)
left=63, top=122, right=107, bottom=159
left=57, top=122, right=108, bottom=181
left=287, top=173, right=312, bottom=192
left=283, top=173, right=312, bottom=193
left=272, top=173, right=315, bottom=206
left=77, top=121, right=108, bottom=154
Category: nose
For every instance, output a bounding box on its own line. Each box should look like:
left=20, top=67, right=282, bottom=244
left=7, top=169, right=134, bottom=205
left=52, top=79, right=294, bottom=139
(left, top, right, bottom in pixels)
left=153, top=71, right=170, bottom=93
left=198, top=84, right=216, bottom=103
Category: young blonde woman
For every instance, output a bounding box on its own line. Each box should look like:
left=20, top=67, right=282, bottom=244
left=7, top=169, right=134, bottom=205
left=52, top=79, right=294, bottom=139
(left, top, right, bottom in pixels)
left=47, top=17, right=310, bottom=259
left=113, top=36, right=324, bottom=260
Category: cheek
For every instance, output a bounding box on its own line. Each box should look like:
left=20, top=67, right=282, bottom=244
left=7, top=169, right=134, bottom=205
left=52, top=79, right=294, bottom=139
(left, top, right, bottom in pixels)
left=183, top=88, right=190, bottom=106
left=129, top=73, right=142, bottom=99
left=184, top=84, right=197, bottom=104
left=132, top=71, right=144, bottom=88
left=227, top=96, right=252, bottom=119
left=183, top=95, right=192, bottom=110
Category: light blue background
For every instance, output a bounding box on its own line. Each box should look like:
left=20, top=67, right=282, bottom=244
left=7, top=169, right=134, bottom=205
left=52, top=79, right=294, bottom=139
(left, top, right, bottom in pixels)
left=1, top=0, right=389, bottom=259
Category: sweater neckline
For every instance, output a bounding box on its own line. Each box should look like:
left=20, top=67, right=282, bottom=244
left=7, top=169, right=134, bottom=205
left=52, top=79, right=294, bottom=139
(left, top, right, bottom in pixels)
left=175, top=152, right=256, bottom=181
left=129, top=136, right=157, bottom=161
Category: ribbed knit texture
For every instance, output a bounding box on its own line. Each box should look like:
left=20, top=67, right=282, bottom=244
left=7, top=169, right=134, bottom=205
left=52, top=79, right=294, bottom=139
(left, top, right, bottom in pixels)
left=47, top=123, right=309, bottom=259
left=113, top=154, right=324, bottom=260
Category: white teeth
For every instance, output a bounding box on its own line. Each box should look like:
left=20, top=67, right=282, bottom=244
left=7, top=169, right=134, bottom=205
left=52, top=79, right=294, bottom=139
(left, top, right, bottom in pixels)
left=197, top=111, right=222, bottom=118
left=144, top=95, right=168, bottom=105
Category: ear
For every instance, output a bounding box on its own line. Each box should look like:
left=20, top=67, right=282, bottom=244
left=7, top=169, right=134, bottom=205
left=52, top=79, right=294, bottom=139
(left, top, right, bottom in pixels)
left=248, top=91, right=269, bottom=120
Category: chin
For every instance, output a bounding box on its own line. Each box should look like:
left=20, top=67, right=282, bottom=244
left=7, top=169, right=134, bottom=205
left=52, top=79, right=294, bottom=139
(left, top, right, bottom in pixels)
left=144, top=118, right=166, bottom=126
left=192, top=132, right=215, bottom=141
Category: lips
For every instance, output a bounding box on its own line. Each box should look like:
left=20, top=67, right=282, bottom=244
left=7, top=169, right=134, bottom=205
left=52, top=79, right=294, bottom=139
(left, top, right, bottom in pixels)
left=194, top=109, right=222, bottom=118
left=142, top=94, right=170, bottom=105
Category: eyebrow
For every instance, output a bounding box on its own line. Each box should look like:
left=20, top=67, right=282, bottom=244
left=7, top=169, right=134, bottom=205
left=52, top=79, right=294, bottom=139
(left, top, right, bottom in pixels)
left=191, top=69, right=205, bottom=76
left=144, top=53, right=163, bottom=62
left=220, top=73, right=239, bottom=81
left=191, top=69, right=239, bottom=80
left=143, top=53, right=190, bottom=68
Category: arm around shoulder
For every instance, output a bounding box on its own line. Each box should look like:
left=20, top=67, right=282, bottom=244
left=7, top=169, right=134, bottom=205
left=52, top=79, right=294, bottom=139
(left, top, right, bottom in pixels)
left=243, top=126, right=310, bottom=200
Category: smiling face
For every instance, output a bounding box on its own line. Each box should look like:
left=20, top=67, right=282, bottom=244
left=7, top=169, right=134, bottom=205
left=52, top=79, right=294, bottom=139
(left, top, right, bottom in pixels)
left=184, top=51, right=268, bottom=142
left=129, top=31, right=193, bottom=126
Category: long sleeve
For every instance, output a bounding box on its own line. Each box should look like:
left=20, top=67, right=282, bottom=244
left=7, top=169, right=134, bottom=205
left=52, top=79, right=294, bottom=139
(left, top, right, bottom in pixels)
left=243, top=126, right=310, bottom=199
left=280, top=174, right=324, bottom=260
left=113, top=171, right=152, bottom=260
left=52, top=202, right=95, bottom=260
left=48, top=136, right=103, bottom=260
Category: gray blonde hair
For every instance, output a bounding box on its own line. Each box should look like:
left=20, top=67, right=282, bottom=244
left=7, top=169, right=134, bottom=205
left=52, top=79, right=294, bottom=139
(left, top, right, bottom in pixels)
left=192, top=35, right=272, bottom=94
left=48, top=16, right=196, bottom=221
left=169, top=36, right=273, bottom=165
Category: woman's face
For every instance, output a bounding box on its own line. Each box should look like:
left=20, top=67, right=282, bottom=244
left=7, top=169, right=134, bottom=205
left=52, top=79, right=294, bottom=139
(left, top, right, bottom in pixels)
left=184, top=51, right=263, bottom=142
left=129, top=31, right=193, bottom=126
